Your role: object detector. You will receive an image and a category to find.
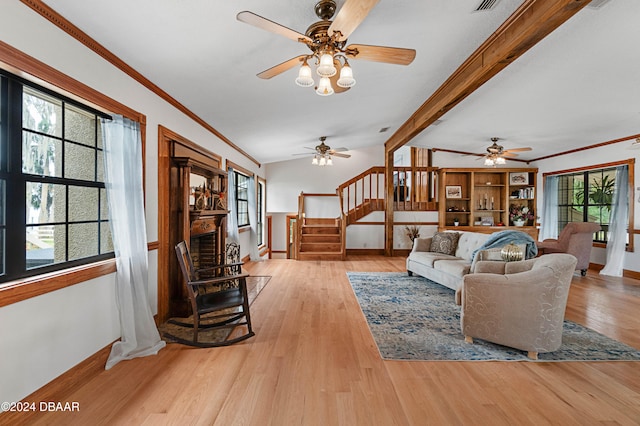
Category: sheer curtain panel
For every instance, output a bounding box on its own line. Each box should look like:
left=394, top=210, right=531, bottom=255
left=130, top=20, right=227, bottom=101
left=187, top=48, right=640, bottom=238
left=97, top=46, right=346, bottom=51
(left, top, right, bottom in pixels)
left=539, top=175, right=559, bottom=241
left=600, top=166, right=628, bottom=277
left=102, top=115, right=165, bottom=370
left=247, top=176, right=261, bottom=260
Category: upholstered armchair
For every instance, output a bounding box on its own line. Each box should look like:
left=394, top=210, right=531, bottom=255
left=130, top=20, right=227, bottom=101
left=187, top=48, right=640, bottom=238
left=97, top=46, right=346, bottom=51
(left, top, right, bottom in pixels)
left=460, top=253, right=577, bottom=359
left=536, top=222, right=601, bottom=276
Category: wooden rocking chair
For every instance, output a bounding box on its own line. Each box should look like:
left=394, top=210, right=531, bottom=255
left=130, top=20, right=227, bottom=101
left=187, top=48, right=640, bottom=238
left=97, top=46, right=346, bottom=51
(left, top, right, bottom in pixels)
left=164, top=240, right=255, bottom=347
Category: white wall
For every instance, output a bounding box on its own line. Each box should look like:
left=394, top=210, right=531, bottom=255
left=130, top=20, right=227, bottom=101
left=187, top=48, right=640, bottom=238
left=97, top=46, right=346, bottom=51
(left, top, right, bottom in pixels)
left=0, top=2, right=261, bottom=403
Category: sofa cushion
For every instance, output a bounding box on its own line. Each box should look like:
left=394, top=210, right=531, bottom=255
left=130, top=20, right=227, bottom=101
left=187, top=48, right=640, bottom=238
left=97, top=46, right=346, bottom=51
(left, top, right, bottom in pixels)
left=455, top=232, right=491, bottom=261
left=433, top=259, right=471, bottom=277
left=430, top=232, right=460, bottom=255
left=409, top=251, right=457, bottom=267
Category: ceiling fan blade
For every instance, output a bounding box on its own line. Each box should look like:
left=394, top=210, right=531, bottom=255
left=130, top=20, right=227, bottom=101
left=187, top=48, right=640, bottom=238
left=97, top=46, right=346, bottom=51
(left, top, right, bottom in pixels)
left=331, top=152, right=351, bottom=158
left=257, top=55, right=307, bottom=79
left=504, top=147, right=532, bottom=153
left=502, top=152, right=518, bottom=157
left=237, top=11, right=312, bottom=44
left=328, top=0, right=380, bottom=41
left=331, top=147, right=349, bottom=152
left=345, top=44, right=416, bottom=65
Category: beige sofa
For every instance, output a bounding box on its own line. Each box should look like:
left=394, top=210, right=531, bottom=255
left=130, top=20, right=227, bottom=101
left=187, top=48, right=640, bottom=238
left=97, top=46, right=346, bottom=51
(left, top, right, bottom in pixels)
left=406, top=231, right=491, bottom=291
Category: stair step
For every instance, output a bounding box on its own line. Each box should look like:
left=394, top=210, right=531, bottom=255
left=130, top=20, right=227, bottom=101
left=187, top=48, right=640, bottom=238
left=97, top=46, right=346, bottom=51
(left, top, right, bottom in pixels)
left=302, top=226, right=340, bottom=235
left=301, top=234, right=341, bottom=243
left=300, top=242, right=342, bottom=252
left=304, top=218, right=338, bottom=226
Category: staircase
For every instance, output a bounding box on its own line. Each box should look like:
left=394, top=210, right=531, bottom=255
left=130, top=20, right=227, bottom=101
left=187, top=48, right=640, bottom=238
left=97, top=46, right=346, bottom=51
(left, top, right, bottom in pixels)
left=297, top=217, right=344, bottom=261
left=295, top=165, right=437, bottom=260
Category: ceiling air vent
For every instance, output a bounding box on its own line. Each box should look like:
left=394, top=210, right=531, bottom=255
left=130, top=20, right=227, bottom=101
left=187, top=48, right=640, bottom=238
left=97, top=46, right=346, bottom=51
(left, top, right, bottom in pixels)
left=379, top=126, right=390, bottom=133
left=475, top=0, right=501, bottom=11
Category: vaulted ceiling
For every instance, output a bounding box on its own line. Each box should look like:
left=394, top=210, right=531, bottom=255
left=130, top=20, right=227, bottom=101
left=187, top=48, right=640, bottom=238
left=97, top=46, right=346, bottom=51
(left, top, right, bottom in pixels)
left=40, top=0, right=640, bottom=165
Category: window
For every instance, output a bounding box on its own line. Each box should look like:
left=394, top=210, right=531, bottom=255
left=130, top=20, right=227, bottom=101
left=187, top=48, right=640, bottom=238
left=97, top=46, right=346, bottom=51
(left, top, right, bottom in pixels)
left=556, top=166, right=626, bottom=244
left=1, top=71, right=113, bottom=283
left=235, top=171, right=249, bottom=227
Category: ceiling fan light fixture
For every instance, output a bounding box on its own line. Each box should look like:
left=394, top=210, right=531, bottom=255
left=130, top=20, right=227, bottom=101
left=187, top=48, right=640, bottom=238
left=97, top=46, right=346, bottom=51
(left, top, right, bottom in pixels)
left=316, top=76, right=334, bottom=96
left=295, top=60, right=314, bottom=87
left=484, top=157, right=495, bottom=166
left=317, top=52, right=337, bottom=77
left=319, top=156, right=327, bottom=166
left=337, top=61, right=356, bottom=87
left=495, top=156, right=506, bottom=165
left=312, top=155, right=319, bottom=165
left=326, top=156, right=333, bottom=166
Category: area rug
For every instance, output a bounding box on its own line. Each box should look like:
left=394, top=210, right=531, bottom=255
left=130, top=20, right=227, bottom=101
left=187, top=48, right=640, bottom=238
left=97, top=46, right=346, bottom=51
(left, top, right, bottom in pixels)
left=160, top=275, right=271, bottom=345
left=347, top=272, right=640, bottom=361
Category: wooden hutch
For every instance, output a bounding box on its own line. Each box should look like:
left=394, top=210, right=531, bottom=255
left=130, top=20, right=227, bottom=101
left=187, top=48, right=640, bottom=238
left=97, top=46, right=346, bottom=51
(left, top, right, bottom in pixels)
left=438, top=167, right=538, bottom=239
left=169, top=143, right=228, bottom=318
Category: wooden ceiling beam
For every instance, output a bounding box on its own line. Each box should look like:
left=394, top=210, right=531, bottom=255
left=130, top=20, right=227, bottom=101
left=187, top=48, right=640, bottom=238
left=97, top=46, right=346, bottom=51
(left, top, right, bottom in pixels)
left=384, top=0, right=592, bottom=154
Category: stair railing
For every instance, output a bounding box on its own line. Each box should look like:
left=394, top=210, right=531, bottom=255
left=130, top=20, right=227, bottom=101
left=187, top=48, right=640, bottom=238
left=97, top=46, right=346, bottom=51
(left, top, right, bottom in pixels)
left=337, top=166, right=385, bottom=224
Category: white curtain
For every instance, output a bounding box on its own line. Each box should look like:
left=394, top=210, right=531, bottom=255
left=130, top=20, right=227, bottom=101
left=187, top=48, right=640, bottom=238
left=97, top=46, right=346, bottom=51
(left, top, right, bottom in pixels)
left=227, top=167, right=240, bottom=244
left=101, top=115, right=165, bottom=370
left=600, top=165, right=628, bottom=277
left=539, top=175, right=559, bottom=241
left=247, top=176, right=261, bottom=261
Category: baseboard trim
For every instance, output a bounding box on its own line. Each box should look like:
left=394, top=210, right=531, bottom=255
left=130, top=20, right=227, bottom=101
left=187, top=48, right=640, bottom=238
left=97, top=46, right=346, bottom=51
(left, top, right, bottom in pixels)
left=589, top=262, right=640, bottom=280
left=346, top=248, right=385, bottom=255
left=0, top=342, right=113, bottom=424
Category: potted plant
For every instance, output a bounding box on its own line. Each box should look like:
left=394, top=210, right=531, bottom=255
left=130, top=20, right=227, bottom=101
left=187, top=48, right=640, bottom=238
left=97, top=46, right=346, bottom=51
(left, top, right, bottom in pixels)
left=509, top=204, right=535, bottom=226
left=405, top=224, right=421, bottom=243
left=453, top=218, right=460, bottom=226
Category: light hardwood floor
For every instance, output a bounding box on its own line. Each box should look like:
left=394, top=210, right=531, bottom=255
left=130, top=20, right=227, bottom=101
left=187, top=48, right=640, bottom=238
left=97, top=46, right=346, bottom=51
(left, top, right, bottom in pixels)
left=11, top=256, right=640, bottom=425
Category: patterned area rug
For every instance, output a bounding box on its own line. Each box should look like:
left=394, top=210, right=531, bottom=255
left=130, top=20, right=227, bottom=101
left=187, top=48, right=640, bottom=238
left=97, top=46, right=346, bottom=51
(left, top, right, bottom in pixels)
left=160, top=275, right=271, bottom=345
left=347, top=272, right=640, bottom=361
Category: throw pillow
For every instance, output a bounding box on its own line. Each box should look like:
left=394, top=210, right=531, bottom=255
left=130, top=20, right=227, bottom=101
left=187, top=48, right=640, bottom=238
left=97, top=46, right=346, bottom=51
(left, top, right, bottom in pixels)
left=430, top=232, right=460, bottom=256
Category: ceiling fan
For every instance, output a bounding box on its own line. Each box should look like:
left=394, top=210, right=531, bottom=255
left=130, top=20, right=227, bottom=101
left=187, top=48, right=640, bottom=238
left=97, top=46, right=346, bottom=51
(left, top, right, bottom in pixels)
left=295, top=136, right=351, bottom=166
left=480, top=137, right=532, bottom=166
left=237, top=0, right=416, bottom=96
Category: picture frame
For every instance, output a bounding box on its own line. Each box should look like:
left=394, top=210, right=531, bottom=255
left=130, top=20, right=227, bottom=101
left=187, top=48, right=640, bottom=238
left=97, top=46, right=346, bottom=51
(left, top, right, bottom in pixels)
left=445, top=185, right=462, bottom=199
left=480, top=216, right=495, bottom=226
left=509, top=172, right=529, bottom=185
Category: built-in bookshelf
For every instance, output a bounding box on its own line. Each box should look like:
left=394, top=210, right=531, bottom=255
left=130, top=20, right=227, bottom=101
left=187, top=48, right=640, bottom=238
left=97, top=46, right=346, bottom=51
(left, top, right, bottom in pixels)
left=438, top=168, right=538, bottom=238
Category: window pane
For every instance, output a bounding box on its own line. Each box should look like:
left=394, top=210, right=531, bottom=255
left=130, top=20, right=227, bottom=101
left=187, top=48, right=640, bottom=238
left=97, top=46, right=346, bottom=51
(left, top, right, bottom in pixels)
left=26, top=182, right=66, bottom=224
left=22, top=88, right=62, bottom=137
left=22, top=132, right=62, bottom=177
left=68, top=223, right=98, bottom=260
left=100, top=188, right=109, bottom=220
left=237, top=200, right=249, bottom=226
left=65, top=142, right=96, bottom=181
left=97, top=150, right=104, bottom=182
left=69, top=186, right=99, bottom=222
left=100, top=222, right=113, bottom=254
left=65, top=104, right=96, bottom=147
left=26, top=224, right=65, bottom=269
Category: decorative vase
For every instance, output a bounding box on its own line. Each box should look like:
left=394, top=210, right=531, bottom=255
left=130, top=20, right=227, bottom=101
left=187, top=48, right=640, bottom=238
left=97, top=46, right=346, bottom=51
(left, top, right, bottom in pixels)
left=501, top=242, right=524, bottom=262
left=513, top=219, right=525, bottom=227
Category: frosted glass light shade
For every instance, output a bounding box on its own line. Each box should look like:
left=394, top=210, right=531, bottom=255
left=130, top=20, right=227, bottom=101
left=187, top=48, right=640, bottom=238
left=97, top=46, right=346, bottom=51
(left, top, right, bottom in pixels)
left=317, top=53, right=337, bottom=77
left=316, top=77, right=334, bottom=96
left=312, top=155, right=319, bottom=165
left=326, top=156, right=333, bottom=166
left=319, top=156, right=326, bottom=166
left=295, top=62, right=314, bottom=87
left=495, top=156, right=506, bottom=165
left=484, top=157, right=494, bottom=166
left=337, top=63, right=356, bottom=87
